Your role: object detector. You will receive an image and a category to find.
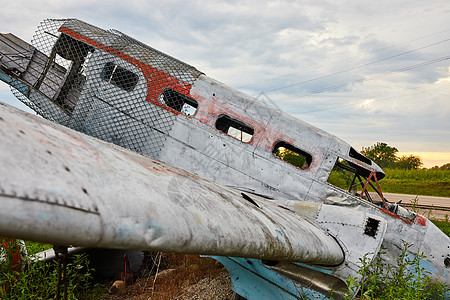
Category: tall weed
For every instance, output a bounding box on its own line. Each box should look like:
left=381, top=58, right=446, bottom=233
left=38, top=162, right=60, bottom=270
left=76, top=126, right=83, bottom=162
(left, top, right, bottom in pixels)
left=343, top=242, right=448, bottom=300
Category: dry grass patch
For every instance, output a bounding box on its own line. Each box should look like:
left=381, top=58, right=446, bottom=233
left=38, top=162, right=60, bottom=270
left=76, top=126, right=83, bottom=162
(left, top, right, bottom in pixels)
left=103, top=253, right=230, bottom=300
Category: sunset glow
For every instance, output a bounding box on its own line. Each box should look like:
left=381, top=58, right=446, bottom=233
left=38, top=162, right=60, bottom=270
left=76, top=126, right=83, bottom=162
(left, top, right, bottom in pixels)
left=397, top=152, right=450, bottom=168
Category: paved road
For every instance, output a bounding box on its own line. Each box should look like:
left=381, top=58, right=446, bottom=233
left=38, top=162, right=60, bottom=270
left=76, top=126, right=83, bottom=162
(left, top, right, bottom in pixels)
left=380, top=193, right=450, bottom=220
left=382, top=193, right=450, bottom=207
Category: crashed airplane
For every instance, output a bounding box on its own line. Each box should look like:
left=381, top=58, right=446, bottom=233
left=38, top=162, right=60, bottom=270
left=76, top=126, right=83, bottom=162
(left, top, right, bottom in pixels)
left=0, top=19, right=449, bottom=299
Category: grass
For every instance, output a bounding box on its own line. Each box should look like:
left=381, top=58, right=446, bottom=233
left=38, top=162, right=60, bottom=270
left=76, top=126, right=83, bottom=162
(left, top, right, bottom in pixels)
left=328, top=168, right=450, bottom=197
left=0, top=243, right=226, bottom=299
left=24, top=241, right=52, bottom=255
left=0, top=238, right=103, bottom=300
left=379, top=180, right=450, bottom=197
left=381, top=168, right=450, bottom=197
left=384, top=168, right=450, bottom=181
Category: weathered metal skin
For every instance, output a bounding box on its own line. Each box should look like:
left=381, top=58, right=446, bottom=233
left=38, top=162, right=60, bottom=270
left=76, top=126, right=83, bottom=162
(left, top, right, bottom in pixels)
left=1, top=19, right=450, bottom=299
left=0, top=102, right=344, bottom=264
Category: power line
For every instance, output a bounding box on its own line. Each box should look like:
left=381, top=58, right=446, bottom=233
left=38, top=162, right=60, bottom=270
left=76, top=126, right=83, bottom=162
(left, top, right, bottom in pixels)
left=242, top=27, right=450, bottom=92
left=273, top=55, right=450, bottom=103
left=260, top=38, right=450, bottom=95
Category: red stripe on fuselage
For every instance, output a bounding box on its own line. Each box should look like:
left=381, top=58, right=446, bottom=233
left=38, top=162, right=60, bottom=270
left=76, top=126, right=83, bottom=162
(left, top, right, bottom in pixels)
left=59, top=27, right=192, bottom=115
left=379, top=207, right=426, bottom=226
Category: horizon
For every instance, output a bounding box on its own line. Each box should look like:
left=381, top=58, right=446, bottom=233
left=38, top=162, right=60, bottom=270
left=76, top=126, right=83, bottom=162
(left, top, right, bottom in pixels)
left=1, top=94, right=447, bottom=169
left=397, top=152, right=449, bottom=169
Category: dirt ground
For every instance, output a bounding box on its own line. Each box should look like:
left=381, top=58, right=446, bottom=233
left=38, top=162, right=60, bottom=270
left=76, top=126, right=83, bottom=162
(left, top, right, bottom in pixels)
left=101, top=253, right=235, bottom=300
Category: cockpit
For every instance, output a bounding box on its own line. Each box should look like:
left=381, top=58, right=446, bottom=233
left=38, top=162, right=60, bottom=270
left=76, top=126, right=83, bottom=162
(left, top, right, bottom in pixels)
left=327, top=147, right=417, bottom=222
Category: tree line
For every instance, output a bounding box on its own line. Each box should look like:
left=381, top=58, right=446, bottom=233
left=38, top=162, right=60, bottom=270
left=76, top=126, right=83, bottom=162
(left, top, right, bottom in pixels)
left=361, top=142, right=448, bottom=170
left=277, top=141, right=447, bottom=170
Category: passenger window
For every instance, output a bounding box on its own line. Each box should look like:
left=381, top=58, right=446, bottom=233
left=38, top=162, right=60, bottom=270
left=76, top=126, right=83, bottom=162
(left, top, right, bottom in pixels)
left=100, top=62, right=138, bottom=92
left=159, top=89, right=198, bottom=116
left=273, top=141, right=312, bottom=170
left=215, top=115, right=254, bottom=143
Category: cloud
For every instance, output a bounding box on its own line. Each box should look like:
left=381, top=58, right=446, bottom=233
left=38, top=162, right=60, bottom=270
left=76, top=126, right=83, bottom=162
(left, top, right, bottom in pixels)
left=0, top=0, right=449, bottom=160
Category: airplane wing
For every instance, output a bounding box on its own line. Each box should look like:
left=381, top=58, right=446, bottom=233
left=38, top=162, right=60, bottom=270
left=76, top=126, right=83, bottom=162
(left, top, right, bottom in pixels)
left=0, top=101, right=344, bottom=265
left=1, top=17, right=445, bottom=298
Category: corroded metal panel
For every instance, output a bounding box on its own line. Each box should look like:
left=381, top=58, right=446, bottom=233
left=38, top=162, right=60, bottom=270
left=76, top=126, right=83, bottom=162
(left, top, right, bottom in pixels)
left=0, top=102, right=344, bottom=264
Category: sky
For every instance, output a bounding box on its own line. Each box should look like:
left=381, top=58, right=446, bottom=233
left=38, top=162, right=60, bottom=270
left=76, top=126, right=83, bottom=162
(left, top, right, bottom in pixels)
left=1, top=0, right=449, bottom=168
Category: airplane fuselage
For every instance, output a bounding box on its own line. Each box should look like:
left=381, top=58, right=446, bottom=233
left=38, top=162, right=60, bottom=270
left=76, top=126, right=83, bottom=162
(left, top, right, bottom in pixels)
left=1, top=18, right=449, bottom=299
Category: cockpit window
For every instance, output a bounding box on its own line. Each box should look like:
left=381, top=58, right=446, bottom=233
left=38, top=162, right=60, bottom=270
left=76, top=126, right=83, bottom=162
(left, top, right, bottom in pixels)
left=327, top=157, right=417, bottom=222
left=327, top=158, right=382, bottom=203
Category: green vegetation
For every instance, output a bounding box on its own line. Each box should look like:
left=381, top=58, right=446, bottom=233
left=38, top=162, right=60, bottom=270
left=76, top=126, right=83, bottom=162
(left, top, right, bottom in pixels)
left=384, top=168, right=450, bottom=181
left=343, top=242, right=448, bottom=300
left=431, top=163, right=450, bottom=171
left=378, top=179, right=449, bottom=197
left=327, top=162, right=358, bottom=191
left=24, top=241, right=52, bottom=255
left=1, top=238, right=102, bottom=299
left=381, top=168, right=450, bottom=197
left=275, top=146, right=308, bottom=169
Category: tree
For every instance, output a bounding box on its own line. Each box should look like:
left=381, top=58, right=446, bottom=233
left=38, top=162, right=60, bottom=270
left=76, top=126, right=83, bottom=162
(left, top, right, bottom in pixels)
left=431, top=163, right=450, bottom=170
left=396, top=155, right=422, bottom=170
left=439, top=163, right=450, bottom=170
left=362, top=142, right=424, bottom=170
left=361, top=142, right=398, bottom=169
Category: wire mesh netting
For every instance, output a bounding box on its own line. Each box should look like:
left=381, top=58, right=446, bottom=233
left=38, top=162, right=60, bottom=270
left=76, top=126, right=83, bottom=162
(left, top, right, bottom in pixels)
left=8, top=18, right=203, bottom=159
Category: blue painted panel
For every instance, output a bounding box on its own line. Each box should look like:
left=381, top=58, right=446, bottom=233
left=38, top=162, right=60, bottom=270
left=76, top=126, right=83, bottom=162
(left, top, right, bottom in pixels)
left=207, top=256, right=331, bottom=300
